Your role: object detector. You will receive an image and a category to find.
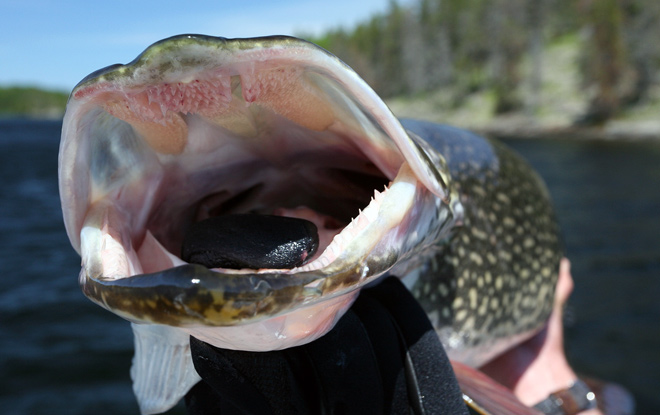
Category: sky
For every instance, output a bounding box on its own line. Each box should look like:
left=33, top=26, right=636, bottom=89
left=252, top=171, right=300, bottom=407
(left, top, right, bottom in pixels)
left=1, top=0, right=404, bottom=92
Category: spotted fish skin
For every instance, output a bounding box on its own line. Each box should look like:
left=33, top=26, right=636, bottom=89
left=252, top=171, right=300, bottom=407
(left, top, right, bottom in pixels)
left=402, top=121, right=563, bottom=366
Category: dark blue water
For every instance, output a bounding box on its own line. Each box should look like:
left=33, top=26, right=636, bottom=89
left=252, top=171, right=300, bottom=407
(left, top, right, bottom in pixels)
left=502, top=137, right=660, bottom=414
left=0, top=119, right=658, bottom=414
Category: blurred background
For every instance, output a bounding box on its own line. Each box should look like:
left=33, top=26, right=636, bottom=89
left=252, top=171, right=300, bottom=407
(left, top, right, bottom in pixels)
left=1, top=0, right=659, bottom=413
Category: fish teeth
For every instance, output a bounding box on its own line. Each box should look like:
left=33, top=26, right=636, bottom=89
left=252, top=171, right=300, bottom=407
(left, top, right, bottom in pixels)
left=356, top=213, right=370, bottom=229
left=159, top=103, right=169, bottom=118
left=373, top=189, right=385, bottom=203
left=363, top=205, right=379, bottom=223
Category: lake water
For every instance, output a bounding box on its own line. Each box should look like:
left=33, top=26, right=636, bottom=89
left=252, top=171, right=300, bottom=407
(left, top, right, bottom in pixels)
left=1, top=119, right=658, bottom=414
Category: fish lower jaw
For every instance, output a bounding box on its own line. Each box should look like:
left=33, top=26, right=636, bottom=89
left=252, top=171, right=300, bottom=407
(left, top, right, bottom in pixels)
left=179, top=290, right=360, bottom=351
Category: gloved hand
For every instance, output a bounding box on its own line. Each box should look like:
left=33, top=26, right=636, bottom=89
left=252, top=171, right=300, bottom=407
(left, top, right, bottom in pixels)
left=180, top=214, right=468, bottom=414
left=184, top=277, right=469, bottom=415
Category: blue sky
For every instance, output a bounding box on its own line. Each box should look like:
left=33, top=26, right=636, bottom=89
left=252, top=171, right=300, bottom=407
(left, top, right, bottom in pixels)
left=1, top=0, right=403, bottom=91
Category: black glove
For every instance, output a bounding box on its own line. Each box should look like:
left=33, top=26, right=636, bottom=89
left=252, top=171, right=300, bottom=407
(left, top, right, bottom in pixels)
left=184, top=277, right=468, bottom=415
left=181, top=215, right=467, bottom=414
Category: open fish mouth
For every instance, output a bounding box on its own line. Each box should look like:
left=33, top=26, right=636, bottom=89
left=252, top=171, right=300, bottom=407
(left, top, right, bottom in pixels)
left=59, top=34, right=458, bottom=350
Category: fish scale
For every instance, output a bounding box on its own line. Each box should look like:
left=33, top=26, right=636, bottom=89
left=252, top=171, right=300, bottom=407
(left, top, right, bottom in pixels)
left=402, top=121, right=562, bottom=366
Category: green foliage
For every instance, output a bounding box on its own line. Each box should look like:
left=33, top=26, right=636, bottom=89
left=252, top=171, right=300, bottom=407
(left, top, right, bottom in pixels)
left=304, top=0, right=660, bottom=123
left=0, top=86, right=68, bottom=118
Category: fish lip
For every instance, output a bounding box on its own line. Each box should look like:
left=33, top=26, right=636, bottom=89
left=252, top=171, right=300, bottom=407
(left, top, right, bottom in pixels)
left=59, top=34, right=456, bottom=330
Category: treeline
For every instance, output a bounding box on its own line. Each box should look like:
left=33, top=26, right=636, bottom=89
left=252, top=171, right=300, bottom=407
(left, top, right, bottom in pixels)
left=0, top=87, right=68, bottom=118
left=311, top=0, right=660, bottom=125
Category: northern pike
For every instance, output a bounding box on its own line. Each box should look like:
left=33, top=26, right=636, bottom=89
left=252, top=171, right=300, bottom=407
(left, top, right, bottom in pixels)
left=59, top=34, right=561, bottom=414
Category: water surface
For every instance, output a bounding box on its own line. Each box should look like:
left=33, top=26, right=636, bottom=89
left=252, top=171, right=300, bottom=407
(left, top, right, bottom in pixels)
left=503, top=136, right=660, bottom=414
left=0, top=120, right=657, bottom=413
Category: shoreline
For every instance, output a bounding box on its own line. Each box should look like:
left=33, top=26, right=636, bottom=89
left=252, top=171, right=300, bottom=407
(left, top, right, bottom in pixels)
left=387, top=98, right=660, bottom=142
left=2, top=115, right=659, bottom=142
left=474, top=123, right=660, bottom=141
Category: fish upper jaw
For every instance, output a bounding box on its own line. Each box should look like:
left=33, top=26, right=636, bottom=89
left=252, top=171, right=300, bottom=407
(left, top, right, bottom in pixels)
left=59, top=34, right=459, bottom=350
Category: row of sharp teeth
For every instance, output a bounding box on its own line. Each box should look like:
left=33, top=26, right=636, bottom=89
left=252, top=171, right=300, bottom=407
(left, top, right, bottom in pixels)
left=293, top=184, right=389, bottom=273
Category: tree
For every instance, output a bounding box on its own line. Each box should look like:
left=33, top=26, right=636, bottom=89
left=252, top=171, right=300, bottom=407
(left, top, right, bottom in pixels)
left=577, top=0, right=632, bottom=125
left=487, top=0, right=528, bottom=114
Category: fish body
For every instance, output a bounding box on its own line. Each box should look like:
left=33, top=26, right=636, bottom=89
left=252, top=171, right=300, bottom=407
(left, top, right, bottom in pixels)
left=400, top=121, right=561, bottom=365
left=58, top=35, right=560, bottom=413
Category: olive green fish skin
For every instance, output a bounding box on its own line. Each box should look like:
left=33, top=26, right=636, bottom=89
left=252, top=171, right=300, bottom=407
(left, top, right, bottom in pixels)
left=75, top=34, right=326, bottom=89
left=402, top=121, right=562, bottom=359
left=81, top=264, right=311, bottom=326
left=81, top=252, right=403, bottom=327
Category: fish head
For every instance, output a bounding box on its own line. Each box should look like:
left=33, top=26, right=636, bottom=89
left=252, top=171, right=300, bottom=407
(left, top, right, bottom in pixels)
left=59, top=34, right=460, bottom=351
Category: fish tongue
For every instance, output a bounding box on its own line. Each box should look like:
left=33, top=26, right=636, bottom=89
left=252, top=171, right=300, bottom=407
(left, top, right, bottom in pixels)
left=181, top=214, right=319, bottom=269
